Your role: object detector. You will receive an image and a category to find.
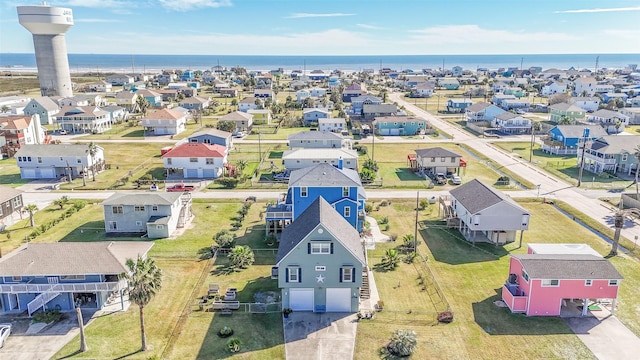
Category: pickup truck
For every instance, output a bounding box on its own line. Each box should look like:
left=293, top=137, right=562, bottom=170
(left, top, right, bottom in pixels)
left=166, top=184, right=195, bottom=192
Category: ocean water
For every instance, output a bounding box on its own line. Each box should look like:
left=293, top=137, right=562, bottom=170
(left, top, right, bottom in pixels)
left=0, top=53, right=638, bottom=73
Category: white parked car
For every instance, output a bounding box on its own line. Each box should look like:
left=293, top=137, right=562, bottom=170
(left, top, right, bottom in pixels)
left=451, top=175, right=462, bottom=185
left=0, top=323, right=11, bottom=348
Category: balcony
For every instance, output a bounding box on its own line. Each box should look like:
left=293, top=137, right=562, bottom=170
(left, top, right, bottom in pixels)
left=502, top=283, right=528, bottom=313
left=584, top=153, right=617, bottom=164
left=0, top=280, right=126, bottom=294
left=266, top=203, right=292, bottom=220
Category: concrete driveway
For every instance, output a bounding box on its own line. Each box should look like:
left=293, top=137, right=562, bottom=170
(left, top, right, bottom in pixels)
left=564, top=308, right=640, bottom=360
left=0, top=311, right=91, bottom=360
left=283, top=312, right=358, bottom=360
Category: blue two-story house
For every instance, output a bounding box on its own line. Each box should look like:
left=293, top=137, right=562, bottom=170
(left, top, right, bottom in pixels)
left=0, top=242, right=153, bottom=316
left=542, top=125, right=607, bottom=155
left=188, top=128, right=233, bottom=152
left=266, top=163, right=366, bottom=235
left=275, top=197, right=366, bottom=312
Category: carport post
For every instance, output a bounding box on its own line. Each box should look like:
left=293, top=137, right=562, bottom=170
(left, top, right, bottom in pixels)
left=120, top=289, right=125, bottom=310
left=611, top=299, right=617, bottom=315
left=582, top=299, right=588, bottom=316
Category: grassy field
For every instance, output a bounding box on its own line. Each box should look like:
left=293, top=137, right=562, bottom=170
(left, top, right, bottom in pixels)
left=0, top=157, right=28, bottom=187
left=492, top=142, right=633, bottom=189
left=356, top=198, right=640, bottom=359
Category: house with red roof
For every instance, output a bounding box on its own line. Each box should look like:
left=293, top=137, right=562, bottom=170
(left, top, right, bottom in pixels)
left=141, top=108, right=187, bottom=136
left=0, top=114, right=49, bottom=157
left=162, top=142, right=227, bottom=178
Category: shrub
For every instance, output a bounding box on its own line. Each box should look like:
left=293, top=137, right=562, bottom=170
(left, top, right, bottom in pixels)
left=364, top=203, right=373, bottom=213
left=383, top=224, right=390, bottom=231
left=33, top=309, right=63, bottom=324
left=226, top=337, right=242, bottom=353
left=497, top=176, right=510, bottom=183
left=419, top=199, right=429, bottom=210
left=218, top=326, right=234, bottom=338
left=379, top=200, right=390, bottom=207
left=380, top=329, right=418, bottom=358
left=216, top=233, right=235, bottom=248
left=215, top=177, right=240, bottom=189
left=389, top=233, right=398, bottom=242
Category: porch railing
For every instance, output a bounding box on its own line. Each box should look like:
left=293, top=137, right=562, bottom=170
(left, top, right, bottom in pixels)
left=0, top=280, right=125, bottom=294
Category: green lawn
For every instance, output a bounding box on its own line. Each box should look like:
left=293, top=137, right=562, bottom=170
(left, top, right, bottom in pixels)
left=356, top=198, right=640, bottom=359
left=245, top=126, right=308, bottom=140
left=493, top=142, right=633, bottom=189
left=0, top=157, right=28, bottom=187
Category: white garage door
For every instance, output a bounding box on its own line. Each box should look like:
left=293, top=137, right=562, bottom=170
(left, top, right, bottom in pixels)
left=389, top=128, right=401, bottom=136
left=326, top=288, right=351, bottom=312
left=37, top=168, right=56, bottom=178
left=21, top=169, right=36, bottom=179
left=289, top=288, right=314, bottom=311
left=380, top=129, right=390, bottom=136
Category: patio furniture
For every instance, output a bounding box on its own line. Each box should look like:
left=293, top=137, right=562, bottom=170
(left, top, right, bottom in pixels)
left=224, top=288, right=237, bottom=301
left=208, top=283, right=220, bottom=296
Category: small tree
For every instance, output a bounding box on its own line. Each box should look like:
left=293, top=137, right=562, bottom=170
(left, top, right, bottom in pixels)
left=402, top=234, right=415, bottom=252
left=380, top=329, right=418, bottom=359
left=214, top=229, right=236, bottom=248
left=235, top=160, right=248, bottom=174
left=363, top=158, right=379, bottom=172
left=53, top=196, right=69, bottom=210
left=88, top=142, right=98, bottom=181
left=381, top=249, right=400, bottom=270
left=228, top=245, right=255, bottom=269
left=123, top=256, right=163, bottom=351
left=24, top=204, right=38, bottom=227
left=216, top=120, right=236, bottom=133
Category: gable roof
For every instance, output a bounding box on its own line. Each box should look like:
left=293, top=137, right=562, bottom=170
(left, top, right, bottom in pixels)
left=220, top=111, right=253, bottom=122
left=143, top=108, right=186, bottom=121
left=302, top=108, right=331, bottom=115
left=450, top=179, right=528, bottom=214
left=276, top=197, right=365, bottom=265
left=288, top=163, right=362, bottom=188
left=0, top=242, right=154, bottom=276
left=288, top=131, right=343, bottom=141
left=0, top=185, right=23, bottom=203
left=374, top=115, right=426, bottom=124
left=589, top=135, right=640, bottom=154
left=103, top=192, right=182, bottom=206
left=550, top=102, right=584, bottom=112
left=553, top=125, right=607, bottom=139
left=283, top=148, right=358, bottom=160
left=189, top=128, right=232, bottom=139
left=466, top=102, right=492, bottom=112
left=415, top=147, right=462, bottom=158
left=239, top=96, right=259, bottom=104
left=162, top=142, right=226, bottom=158
left=0, top=115, right=31, bottom=130
left=29, top=97, right=59, bottom=112
left=363, top=104, right=397, bottom=113
left=512, top=254, right=623, bottom=280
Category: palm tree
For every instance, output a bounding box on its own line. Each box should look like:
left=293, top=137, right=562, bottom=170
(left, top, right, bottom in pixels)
left=529, top=121, right=542, bottom=162
left=382, top=329, right=418, bottom=358
left=123, top=256, right=163, bottom=351
left=381, top=249, right=400, bottom=270
left=53, top=196, right=69, bottom=210
left=0, top=105, right=9, bottom=114
left=235, top=160, right=248, bottom=175
left=24, top=204, right=38, bottom=227
left=402, top=234, right=415, bottom=252
left=228, top=245, right=255, bottom=270
left=558, top=115, right=573, bottom=125
left=88, top=142, right=98, bottom=181
left=136, top=96, right=150, bottom=115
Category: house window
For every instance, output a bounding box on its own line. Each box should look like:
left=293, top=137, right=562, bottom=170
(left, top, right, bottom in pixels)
left=157, top=225, right=164, bottom=230
left=206, top=158, right=214, bottom=165
left=541, top=279, right=560, bottom=287
left=112, top=206, right=123, bottom=214
left=77, top=158, right=82, bottom=164
left=152, top=205, right=158, bottom=211
left=134, top=206, right=145, bottom=212
left=344, top=207, right=351, bottom=218
left=342, top=187, right=349, bottom=197
left=441, top=157, right=446, bottom=162
left=585, top=279, right=592, bottom=286
left=609, top=279, right=619, bottom=286
left=190, top=158, right=198, bottom=163
left=521, top=270, right=529, bottom=282
left=431, top=157, right=436, bottom=162
left=310, top=242, right=331, bottom=254
left=108, top=221, right=117, bottom=230
left=287, top=267, right=300, bottom=282
left=12, top=276, right=22, bottom=282
left=27, top=157, right=31, bottom=161
left=451, top=157, right=456, bottom=163
left=13, top=197, right=22, bottom=207
left=341, top=267, right=354, bottom=282
left=167, top=158, right=172, bottom=165
left=136, top=221, right=143, bottom=226
left=300, top=187, right=308, bottom=197
left=622, top=154, right=628, bottom=161
left=37, top=157, right=42, bottom=163
left=60, top=275, right=85, bottom=281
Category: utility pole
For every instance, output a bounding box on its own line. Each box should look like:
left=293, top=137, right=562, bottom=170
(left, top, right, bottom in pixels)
left=577, top=128, right=590, bottom=187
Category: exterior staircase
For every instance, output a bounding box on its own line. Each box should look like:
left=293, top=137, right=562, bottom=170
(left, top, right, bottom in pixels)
left=360, top=269, right=370, bottom=300
left=27, top=289, right=61, bottom=317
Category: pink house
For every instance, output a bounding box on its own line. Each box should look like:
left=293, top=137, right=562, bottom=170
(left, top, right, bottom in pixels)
left=502, top=254, right=623, bottom=316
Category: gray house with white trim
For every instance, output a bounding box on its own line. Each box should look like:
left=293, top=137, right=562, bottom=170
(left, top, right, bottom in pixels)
left=15, top=144, right=105, bottom=180
left=275, top=197, right=366, bottom=312
left=102, top=192, right=192, bottom=239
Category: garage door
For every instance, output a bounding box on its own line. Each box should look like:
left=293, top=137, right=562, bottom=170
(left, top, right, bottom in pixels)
left=389, top=128, right=401, bottom=136
left=185, top=169, right=198, bottom=178
left=289, top=288, right=314, bottom=311
left=37, top=168, right=56, bottom=178
left=21, top=169, right=36, bottom=179
left=326, top=288, right=351, bottom=312
left=202, top=169, right=216, bottom=178
left=380, top=129, right=390, bottom=136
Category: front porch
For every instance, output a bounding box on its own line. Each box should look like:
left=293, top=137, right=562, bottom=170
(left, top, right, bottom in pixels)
left=265, top=203, right=293, bottom=236
left=502, top=284, right=528, bottom=313
left=541, top=139, right=578, bottom=155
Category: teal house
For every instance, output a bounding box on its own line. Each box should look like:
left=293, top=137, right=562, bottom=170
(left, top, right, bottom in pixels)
left=373, top=115, right=427, bottom=136
left=275, top=197, right=366, bottom=312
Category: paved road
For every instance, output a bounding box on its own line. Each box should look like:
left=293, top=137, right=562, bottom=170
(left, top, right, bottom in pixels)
left=389, top=92, right=640, bottom=248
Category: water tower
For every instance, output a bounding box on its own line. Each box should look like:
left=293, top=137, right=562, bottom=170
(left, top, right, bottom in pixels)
left=17, top=2, right=74, bottom=97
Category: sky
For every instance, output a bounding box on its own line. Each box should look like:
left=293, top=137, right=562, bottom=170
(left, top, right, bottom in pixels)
left=1, top=0, right=639, bottom=55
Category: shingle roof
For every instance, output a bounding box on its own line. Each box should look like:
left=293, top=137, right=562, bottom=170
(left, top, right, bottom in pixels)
left=363, top=104, right=397, bottom=113
left=0, top=185, right=23, bottom=203
left=589, top=135, right=640, bottom=154
left=591, top=109, right=625, bottom=118
left=239, top=97, right=258, bottom=104
left=102, top=192, right=182, bottom=206
left=512, top=254, right=623, bottom=280
left=220, top=111, right=253, bottom=122
left=494, top=112, right=517, bottom=121
left=15, top=144, right=98, bottom=157
left=0, top=116, right=31, bottom=130
left=276, top=197, right=365, bottom=265
left=288, top=131, right=343, bottom=141
left=143, top=108, right=185, bottom=120
left=288, top=163, right=362, bottom=188
left=553, top=125, right=607, bottom=139
left=0, top=242, right=154, bottom=276
left=189, top=128, right=232, bottom=139
left=373, top=115, right=426, bottom=123
left=550, top=102, right=584, bottom=112
left=466, top=102, right=492, bottom=112
left=415, top=147, right=461, bottom=158
left=162, top=142, right=226, bottom=158
left=283, top=148, right=358, bottom=160
left=449, top=179, right=528, bottom=214
left=30, top=97, right=60, bottom=112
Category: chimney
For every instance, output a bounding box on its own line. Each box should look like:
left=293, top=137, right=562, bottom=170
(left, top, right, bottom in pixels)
left=338, top=156, right=343, bottom=170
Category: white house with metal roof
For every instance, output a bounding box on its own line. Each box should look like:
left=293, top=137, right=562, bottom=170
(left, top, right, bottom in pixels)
left=282, top=148, right=358, bottom=171
left=15, top=144, right=105, bottom=180
left=288, top=131, right=348, bottom=149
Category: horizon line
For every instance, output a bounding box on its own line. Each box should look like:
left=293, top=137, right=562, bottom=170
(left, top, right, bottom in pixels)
left=2, top=52, right=640, bottom=57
